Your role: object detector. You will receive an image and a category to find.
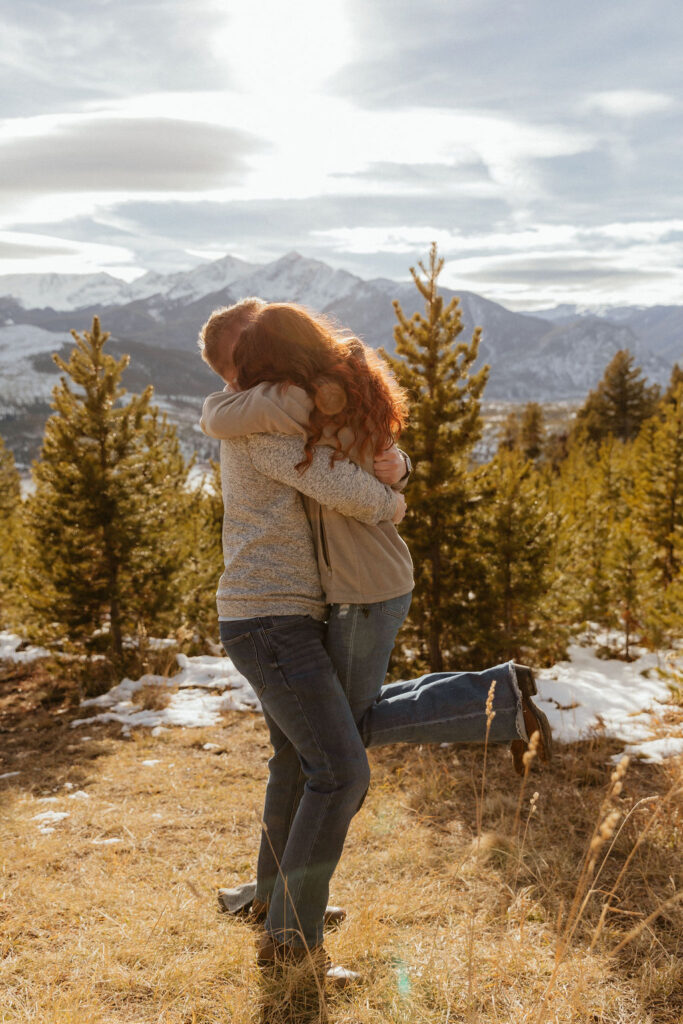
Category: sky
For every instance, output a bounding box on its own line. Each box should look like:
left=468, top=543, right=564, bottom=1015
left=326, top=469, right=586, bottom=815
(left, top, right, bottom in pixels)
left=0, top=0, right=681, bottom=310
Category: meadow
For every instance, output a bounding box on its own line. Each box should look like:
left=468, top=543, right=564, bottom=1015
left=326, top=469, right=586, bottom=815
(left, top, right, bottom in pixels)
left=1, top=655, right=681, bottom=1024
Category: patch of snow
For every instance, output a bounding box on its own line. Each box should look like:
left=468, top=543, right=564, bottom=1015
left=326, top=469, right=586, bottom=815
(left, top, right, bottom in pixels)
left=63, top=636, right=682, bottom=763
left=70, top=652, right=259, bottom=733
left=0, top=771, right=20, bottom=779
left=0, top=631, right=49, bottom=663
left=615, top=737, right=683, bottom=764
left=141, top=759, right=160, bottom=766
left=91, top=837, right=122, bottom=845
left=67, top=790, right=90, bottom=800
left=33, top=810, right=69, bottom=823
left=535, top=644, right=682, bottom=760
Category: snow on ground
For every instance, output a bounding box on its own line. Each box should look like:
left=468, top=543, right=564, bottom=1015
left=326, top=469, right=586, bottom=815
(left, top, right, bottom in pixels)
left=0, top=631, right=49, bottom=663
left=534, top=643, right=683, bottom=763
left=70, top=652, right=260, bottom=734
left=3, top=626, right=680, bottom=763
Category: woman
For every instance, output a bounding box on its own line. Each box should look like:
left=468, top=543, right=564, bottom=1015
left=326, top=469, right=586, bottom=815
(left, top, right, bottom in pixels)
left=200, top=303, right=552, bottom=955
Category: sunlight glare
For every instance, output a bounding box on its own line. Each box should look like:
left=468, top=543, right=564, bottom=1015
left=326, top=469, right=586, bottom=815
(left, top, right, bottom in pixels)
left=214, top=0, right=352, bottom=98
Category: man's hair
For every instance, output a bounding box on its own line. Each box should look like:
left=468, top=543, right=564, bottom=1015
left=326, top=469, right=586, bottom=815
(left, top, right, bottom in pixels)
left=197, top=297, right=266, bottom=373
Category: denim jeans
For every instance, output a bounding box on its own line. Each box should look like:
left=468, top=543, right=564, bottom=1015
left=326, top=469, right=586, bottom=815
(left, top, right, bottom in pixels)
left=220, top=597, right=527, bottom=947
left=327, top=594, right=527, bottom=747
left=220, top=615, right=370, bottom=949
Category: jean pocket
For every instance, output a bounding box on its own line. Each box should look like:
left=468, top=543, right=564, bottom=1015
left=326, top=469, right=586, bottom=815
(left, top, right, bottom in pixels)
left=221, top=632, right=266, bottom=697
left=380, top=593, right=412, bottom=622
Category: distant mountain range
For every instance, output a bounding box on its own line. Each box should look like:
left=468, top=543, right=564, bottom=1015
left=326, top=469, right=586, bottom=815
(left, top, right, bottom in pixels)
left=1, top=251, right=681, bottom=465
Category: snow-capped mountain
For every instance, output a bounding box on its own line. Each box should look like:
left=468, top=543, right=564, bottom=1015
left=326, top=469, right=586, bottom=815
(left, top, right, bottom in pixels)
left=0, top=272, right=133, bottom=312
left=0, top=251, right=681, bottom=465
left=0, top=254, right=262, bottom=312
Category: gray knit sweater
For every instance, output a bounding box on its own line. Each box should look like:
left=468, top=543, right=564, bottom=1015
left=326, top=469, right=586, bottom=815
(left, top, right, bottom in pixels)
left=216, top=434, right=398, bottom=619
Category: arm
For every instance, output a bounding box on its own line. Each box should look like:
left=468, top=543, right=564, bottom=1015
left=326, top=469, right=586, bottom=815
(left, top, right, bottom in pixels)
left=200, top=383, right=312, bottom=441
left=247, top=434, right=400, bottom=525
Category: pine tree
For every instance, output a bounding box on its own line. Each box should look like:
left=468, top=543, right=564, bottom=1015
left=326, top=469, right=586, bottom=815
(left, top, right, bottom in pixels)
left=498, top=409, right=520, bottom=452
left=467, top=449, right=559, bottom=664
left=557, top=438, right=625, bottom=626
left=382, top=243, right=488, bottom=671
left=572, top=349, right=660, bottom=445
left=633, top=379, right=683, bottom=642
left=661, top=362, right=683, bottom=407
left=605, top=515, right=649, bottom=658
left=0, top=435, right=22, bottom=625
left=520, top=401, right=545, bottom=460
left=181, top=460, right=224, bottom=643
left=24, top=317, right=192, bottom=663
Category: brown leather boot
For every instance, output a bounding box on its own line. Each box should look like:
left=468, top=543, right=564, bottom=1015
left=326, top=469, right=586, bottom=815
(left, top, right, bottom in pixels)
left=256, top=931, right=361, bottom=988
left=510, top=665, right=553, bottom=775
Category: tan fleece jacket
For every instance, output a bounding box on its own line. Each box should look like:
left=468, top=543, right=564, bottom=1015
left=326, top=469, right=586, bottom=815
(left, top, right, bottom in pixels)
left=215, top=434, right=398, bottom=619
left=201, top=384, right=415, bottom=604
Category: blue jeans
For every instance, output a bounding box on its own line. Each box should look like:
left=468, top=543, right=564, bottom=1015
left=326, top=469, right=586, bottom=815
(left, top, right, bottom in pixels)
left=220, top=614, right=370, bottom=949
left=326, top=595, right=527, bottom=747
left=220, top=596, right=527, bottom=948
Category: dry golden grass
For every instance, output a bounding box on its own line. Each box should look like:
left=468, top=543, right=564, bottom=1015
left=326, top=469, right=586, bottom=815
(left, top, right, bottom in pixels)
left=0, top=662, right=681, bottom=1024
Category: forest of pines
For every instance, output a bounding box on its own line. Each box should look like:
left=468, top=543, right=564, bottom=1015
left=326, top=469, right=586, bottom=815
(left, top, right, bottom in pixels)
left=1, top=245, right=681, bottom=690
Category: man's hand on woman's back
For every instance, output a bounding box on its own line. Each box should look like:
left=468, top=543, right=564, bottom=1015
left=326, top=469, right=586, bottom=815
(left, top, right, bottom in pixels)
left=374, top=445, right=408, bottom=485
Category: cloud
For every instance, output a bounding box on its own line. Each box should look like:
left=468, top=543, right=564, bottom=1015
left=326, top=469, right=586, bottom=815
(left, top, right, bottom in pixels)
left=0, top=0, right=235, bottom=116
left=330, top=160, right=493, bottom=190
left=328, top=0, right=682, bottom=117
left=582, top=90, right=676, bottom=118
left=0, top=239, right=73, bottom=259
left=0, top=118, right=266, bottom=194
left=107, top=193, right=511, bottom=252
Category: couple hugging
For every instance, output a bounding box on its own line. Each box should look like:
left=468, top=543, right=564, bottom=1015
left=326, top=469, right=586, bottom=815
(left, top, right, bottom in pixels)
left=197, top=297, right=552, bottom=985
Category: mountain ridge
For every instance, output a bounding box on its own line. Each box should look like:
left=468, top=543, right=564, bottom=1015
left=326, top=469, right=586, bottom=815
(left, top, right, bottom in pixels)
left=1, top=251, right=681, bottom=464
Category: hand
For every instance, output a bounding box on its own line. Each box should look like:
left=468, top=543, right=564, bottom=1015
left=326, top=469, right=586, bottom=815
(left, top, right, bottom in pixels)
left=374, top=445, right=407, bottom=486
left=392, top=492, right=407, bottom=524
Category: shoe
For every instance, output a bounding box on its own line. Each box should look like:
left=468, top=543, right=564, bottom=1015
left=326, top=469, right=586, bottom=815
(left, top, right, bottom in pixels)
left=510, top=665, right=553, bottom=775
left=256, top=932, right=361, bottom=988
left=217, top=886, right=347, bottom=929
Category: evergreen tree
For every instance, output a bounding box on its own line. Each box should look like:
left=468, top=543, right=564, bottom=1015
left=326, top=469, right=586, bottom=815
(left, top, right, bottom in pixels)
left=520, top=401, right=545, bottom=461
left=661, top=362, right=683, bottom=407
left=542, top=428, right=570, bottom=473
left=498, top=409, right=520, bottom=452
left=572, top=349, right=660, bottom=445
left=0, top=436, right=22, bottom=625
left=24, top=317, right=192, bottom=663
left=633, top=380, right=683, bottom=642
left=382, top=243, right=488, bottom=671
left=468, top=449, right=560, bottom=664
left=181, top=460, right=224, bottom=643
left=604, top=515, right=649, bottom=658
left=556, top=439, right=624, bottom=626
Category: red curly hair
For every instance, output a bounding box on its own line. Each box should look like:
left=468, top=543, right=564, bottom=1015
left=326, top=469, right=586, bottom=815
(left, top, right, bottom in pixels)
left=232, top=303, right=407, bottom=467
